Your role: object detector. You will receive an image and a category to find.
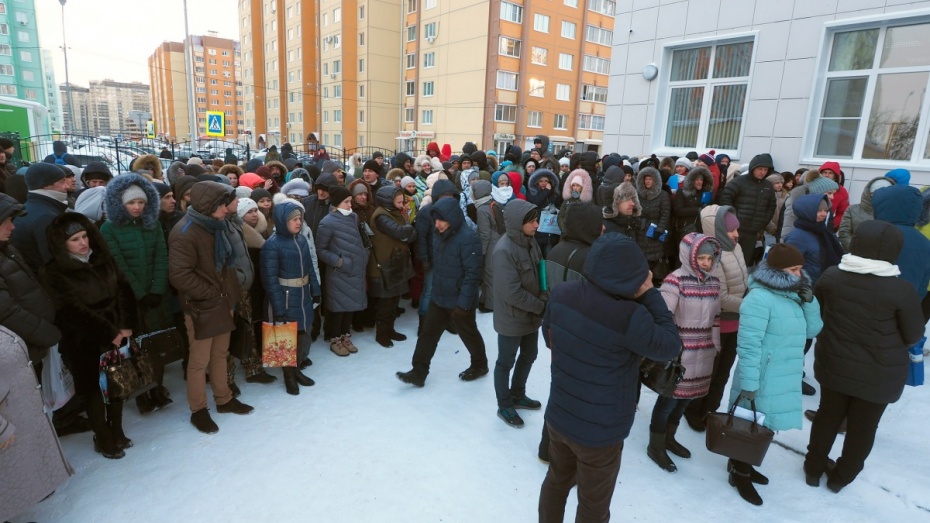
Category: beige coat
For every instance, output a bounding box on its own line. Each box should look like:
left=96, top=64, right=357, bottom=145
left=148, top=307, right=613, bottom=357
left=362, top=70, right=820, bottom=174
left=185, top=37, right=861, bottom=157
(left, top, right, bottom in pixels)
left=701, top=205, right=749, bottom=317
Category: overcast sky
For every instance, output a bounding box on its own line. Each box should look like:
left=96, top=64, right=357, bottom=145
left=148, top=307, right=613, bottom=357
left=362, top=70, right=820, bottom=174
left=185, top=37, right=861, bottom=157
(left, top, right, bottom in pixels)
left=36, top=0, right=239, bottom=87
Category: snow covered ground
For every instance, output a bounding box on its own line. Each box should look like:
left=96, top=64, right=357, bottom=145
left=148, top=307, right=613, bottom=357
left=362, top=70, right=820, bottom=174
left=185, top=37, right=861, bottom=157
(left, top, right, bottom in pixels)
left=12, top=305, right=930, bottom=522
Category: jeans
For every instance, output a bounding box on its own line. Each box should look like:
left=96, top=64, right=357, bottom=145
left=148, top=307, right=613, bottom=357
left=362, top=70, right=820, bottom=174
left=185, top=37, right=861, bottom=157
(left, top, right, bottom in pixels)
left=410, top=302, right=487, bottom=377
left=650, top=395, right=691, bottom=433
left=494, top=332, right=539, bottom=408
left=418, top=269, right=433, bottom=317
left=804, top=386, right=888, bottom=486
left=539, top=423, right=624, bottom=523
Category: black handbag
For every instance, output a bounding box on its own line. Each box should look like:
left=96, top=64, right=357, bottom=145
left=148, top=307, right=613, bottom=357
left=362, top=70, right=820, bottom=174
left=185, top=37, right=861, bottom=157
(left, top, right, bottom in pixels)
left=640, top=355, right=685, bottom=397
left=136, top=327, right=186, bottom=367
left=101, top=339, right=157, bottom=403
left=229, top=313, right=256, bottom=361
left=705, top=399, right=775, bottom=466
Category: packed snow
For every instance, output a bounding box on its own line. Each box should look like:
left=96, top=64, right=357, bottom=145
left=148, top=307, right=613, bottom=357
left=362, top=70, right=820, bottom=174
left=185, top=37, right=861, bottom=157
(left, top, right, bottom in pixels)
left=11, top=304, right=930, bottom=522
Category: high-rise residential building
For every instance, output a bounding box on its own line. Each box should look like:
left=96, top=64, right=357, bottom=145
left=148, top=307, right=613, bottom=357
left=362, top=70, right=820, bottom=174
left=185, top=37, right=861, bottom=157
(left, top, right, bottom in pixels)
left=59, top=83, right=91, bottom=133
left=0, top=0, right=51, bottom=122
left=41, top=49, right=63, bottom=132
left=239, top=0, right=613, bottom=155
left=59, top=80, right=150, bottom=138
left=148, top=33, right=243, bottom=143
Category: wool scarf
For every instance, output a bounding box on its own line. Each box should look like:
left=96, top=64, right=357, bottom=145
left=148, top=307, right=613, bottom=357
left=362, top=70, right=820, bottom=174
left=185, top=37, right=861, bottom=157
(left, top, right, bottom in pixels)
left=187, top=207, right=236, bottom=272
left=838, top=253, right=900, bottom=277
left=795, top=216, right=843, bottom=271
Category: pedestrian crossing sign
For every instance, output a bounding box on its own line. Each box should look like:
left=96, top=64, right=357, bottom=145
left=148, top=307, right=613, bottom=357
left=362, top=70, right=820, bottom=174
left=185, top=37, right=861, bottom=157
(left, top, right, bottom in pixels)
left=146, top=121, right=155, bottom=139
left=206, top=111, right=225, bottom=137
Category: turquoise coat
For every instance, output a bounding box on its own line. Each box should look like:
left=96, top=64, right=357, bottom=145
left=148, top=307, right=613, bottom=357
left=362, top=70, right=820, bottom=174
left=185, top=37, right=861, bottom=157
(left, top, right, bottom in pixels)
left=729, top=262, right=823, bottom=431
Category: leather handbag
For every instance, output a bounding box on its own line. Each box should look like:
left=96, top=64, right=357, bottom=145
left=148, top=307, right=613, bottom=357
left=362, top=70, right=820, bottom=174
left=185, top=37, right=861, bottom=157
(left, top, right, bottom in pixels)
left=99, top=339, right=157, bottom=404
left=640, top=355, right=685, bottom=397
left=705, top=399, right=775, bottom=467
left=187, top=295, right=235, bottom=340
left=136, top=327, right=186, bottom=367
left=229, top=313, right=256, bottom=361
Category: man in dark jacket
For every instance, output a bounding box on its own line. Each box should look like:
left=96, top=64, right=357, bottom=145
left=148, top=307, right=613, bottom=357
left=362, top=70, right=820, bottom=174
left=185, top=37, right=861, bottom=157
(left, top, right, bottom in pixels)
left=414, top=179, right=457, bottom=323
left=361, top=159, right=387, bottom=193
left=9, top=163, right=70, bottom=267
left=718, top=153, right=777, bottom=267
left=804, top=220, right=924, bottom=492
left=538, top=232, right=681, bottom=522
left=545, top=203, right=603, bottom=286
left=397, top=198, right=488, bottom=387
left=42, top=141, right=81, bottom=168
left=872, top=184, right=930, bottom=300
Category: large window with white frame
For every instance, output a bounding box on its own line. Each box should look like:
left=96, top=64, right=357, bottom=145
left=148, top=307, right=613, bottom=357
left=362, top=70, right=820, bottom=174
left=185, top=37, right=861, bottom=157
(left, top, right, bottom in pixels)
left=578, top=114, right=605, bottom=130
left=495, top=104, right=517, bottom=123
left=534, top=14, right=550, bottom=33
left=499, top=36, right=522, bottom=58
left=588, top=0, right=615, bottom=16
left=582, top=84, right=608, bottom=103
left=497, top=71, right=518, bottom=91
left=582, top=55, right=610, bottom=74
left=527, top=111, right=543, bottom=128
left=662, top=39, right=754, bottom=151
left=810, top=21, right=930, bottom=163
left=500, top=2, right=523, bottom=24
left=586, top=25, right=613, bottom=46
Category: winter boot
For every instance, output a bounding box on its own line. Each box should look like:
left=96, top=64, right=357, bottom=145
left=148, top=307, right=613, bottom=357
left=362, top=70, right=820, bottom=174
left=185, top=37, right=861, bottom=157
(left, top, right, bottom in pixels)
left=135, top=390, right=156, bottom=415
left=216, top=397, right=254, bottom=415
left=647, top=431, right=677, bottom=472
left=330, top=335, right=350, bottom=357
left=458, top=366, right=489, bottom=381
left=396, top=370, right=426, bottom=387
left=343, top=333, right=358, bottom=353
left=246, top=370, right=277, bottom=384
left=512, top=395, right=542, bottom=410
left=376, top=323, right=394, bottom=348
left=728, top=460, right=763, bottom=506
left=497, top=407, right=525, bottom=428
left=86, top=394, right=124, bottom=459
left=666, top=423, right=691, bottom=459
left=150, top=385, right=173, bottom=409
left=282, top=367, right=299, bottom=395
left=388, top=320, right=407, bottom=342
left=683, top=406, right=706, bottom=432
left=295, top=369, right=315, bottom=387
left=190, top=408, right=219, bottom=434
left=106, top=400, right=132, bottom=450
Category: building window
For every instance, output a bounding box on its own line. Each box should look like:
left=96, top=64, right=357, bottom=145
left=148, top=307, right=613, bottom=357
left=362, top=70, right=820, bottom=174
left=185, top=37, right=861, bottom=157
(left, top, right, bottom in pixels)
left=0, top=24, right=7, bottom=36
left=663, top=39, right=753, bottom=151
left=0, top=44, right=10, bottom=56
left=561, top=21, right=576, bottom=40
left=323, top=87, right=329, bottom=99
left=554, top=114, right=568, bottom=130
left=359, top=59, right=365, bottom=72
left=359, top=5, right=365, bottom=19
left=497, top=71, right=518, bottom=91
left=334, top=7, right=341, bottom=22
left=582, top=85, right=608, bottom=103
left=565, top=0, right=578, bottom=7
left=407, top=25, right=417, bottom=42
left=333, top=60, right=342, bottom=73
left=359, top=84, right=366, bottom=98
left=810, top=22, right=930, bottom=163
left=499, top=36, right=522, bottom=58
left=407, top=0, right=417, bottom=13
left=0, top=4, right=5, bottom=15
left=359, top=32, right=365, bottom=46
left=359, top=134, right=365, bottom=147
left=333, top=34, right=341, bottom=48
left=406, top=81, right=416, bottom=96
left=527, top=110, right=542, bottom=128
left=559, top=53, right=573, bottom=71
left=21, top=70, right=34, bottom=82
left=323, top=62, right=329, bottom=75
left=334, top=110, right=342, bottom=123
left=578, top=114, right=606, bottom=130
left=586, top=25, right=613, bottom=46
left=24, top=88, right=36, bottom=100
left=17, top=30, right=28, bottom=43
left=0, top=85, right=15, bottom=95
left=495, top=104, right=517, bottom=123
left=424, top=52, right=435, bottom=68
left=426, top=0, right=436, bottom=8
left=423, top=81, right=435, bottom=97
left=534, top=14, right=550, bottom=33
left=405, top=107, right=415, bottom=122
left=406, top=53, right=417, bottom=69
left=424, top=22, right=437, bottom=40
left=588, top=0, right=615, bottom=16
left=359, top=110, right=365, bottom=123
left=529, top=78, right=545, bottom=97
left=422, top=109, right=433, bottom=125
left=334, top=85, right=342, bottom=98
left=334, top=134, right=342, bottom=147
left=531, top=47, right=548, bottom=66
left=582, top=55, right=610, bottom=74
left=19, top=50, right=31, bottom=62
left=556, top=83, right=571, bottom=101
left=500, top=2, right=523, bottom=24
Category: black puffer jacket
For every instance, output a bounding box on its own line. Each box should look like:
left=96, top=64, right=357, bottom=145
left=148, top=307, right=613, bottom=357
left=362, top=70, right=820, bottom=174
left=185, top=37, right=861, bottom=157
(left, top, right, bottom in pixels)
left=672, top=167, right=714, bottom=240
left=813, top=220, right=925, bottom=404
left=635, top=168, right=670, bottom=261
left=718, top=154, right=777, bottom=233
left=545, top=202, right=602, bottom=286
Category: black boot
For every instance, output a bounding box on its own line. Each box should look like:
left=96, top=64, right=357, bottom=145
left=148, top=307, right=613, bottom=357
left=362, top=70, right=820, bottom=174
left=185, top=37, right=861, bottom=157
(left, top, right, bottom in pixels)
left=86, top=394, right=124, bottom=459
left=376, top=323, right=394, bottom=348
left=666, top=423, right=691, bottom=459
left=150, top=385, right=173, bottom=409
left=282, top=367, right=299, bottom=395
left=683, top=405, right=707, bottom=432
left=728, top=460, right=763, bottom=506
left=417, top=315, right=424, bottom=337
left=396, top=370, right=426, bottom=387
left=647, top=430, right=677, bottom=472
left=106, top=400, right=132, bottom=450
left=295, top=369, right=315, bottom=387
left=388, top=320, right=407, bottom=342
left=135, top=390, right=156, bottom=415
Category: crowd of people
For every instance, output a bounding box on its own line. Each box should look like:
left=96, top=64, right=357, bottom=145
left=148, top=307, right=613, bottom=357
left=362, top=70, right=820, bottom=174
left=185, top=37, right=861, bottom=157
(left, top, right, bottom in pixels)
left=0, top=134, right=928, bottom=521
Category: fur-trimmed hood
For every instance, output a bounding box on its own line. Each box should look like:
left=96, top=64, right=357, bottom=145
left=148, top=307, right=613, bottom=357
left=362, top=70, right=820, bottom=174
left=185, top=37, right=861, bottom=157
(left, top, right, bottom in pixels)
left=134, top=154, right=163, bottom=180
left=414, top=155, right=433, bottom=176
left=635, top=167, right=663, bottom=200
left=528, top=169, right=560, bottom=198
left=681, top=166, right=714, bottom=197
left=749, top=261, right=810, bottom=297
left=604, top=182, right=642, bottom=219
left=46, top=212, right=112, bottom=268
left=349, top=152, right=363, bottom=168
left=860, top=176, right=895, bottom=216
left=104, top=172, right=160, bottom=229
left=348, top=178, right=374, bottom=212
left=562, top=168, right=593, bottom=202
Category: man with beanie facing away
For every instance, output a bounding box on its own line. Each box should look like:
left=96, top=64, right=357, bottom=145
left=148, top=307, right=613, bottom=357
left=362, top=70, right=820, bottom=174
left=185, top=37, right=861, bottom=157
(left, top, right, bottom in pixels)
left=10, top=163, right=71, bottom=268
left=492, top=199, right=548, bottom=428
left=718, top=153, right=777, bottom=267
left=169, top=181, right=254, bottom=434
left=538, top=233, right=681, bottom=522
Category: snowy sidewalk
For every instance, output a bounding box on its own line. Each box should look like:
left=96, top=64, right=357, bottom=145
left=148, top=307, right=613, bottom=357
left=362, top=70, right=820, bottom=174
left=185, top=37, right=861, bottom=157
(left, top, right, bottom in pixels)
left=13, top=308, right=930, bottom=522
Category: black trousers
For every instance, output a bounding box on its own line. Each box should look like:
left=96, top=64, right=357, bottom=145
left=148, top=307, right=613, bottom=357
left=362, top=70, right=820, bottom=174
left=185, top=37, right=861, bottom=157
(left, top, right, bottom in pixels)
left=804, top=386, right=888, bottom=486
left=687, top=330, right=738, bottom=418
left=375, top=295, right=400, bottom=324
left=325, top=311, right=354, bottom=340
left=737, top=229, right=759, bottom=267
left=410, top=302, right=487, bottom=377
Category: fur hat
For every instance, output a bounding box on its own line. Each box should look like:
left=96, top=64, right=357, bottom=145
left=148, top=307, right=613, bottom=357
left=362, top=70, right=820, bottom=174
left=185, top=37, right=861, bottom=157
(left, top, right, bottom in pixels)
left=187, top=156, right=204, bottom=166
left=605, top=182, right=642, bottom=218
left=280, top=179, right=311, bottom=197
left=766, top=173, right=785, bottom=185
left=25, top=162, right=65, bottom=190
left=236, top=197, right=258, bottom=220
left=766, top=243, right=805, bottom=270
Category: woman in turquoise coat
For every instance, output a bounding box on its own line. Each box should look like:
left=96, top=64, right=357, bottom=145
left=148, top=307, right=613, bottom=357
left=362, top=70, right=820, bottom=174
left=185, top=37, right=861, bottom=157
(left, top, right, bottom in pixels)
left=727, top=243, right=823, bottom=506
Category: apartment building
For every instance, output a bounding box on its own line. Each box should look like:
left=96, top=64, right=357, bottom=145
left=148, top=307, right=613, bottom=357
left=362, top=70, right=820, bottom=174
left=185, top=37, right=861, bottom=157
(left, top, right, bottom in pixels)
left=42, top=49, right=63, bottom=132
left=60, top=80, right=150, bottom=138
left=0, top=0, right=51, bottom=115
left=148, top=34, right=242, bottom=142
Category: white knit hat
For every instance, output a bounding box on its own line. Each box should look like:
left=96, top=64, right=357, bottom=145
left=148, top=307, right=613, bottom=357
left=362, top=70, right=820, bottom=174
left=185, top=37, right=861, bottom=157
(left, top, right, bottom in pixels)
left=121, top=184, right=148, bottom=205
left=236, top=197, right=258, bottom=220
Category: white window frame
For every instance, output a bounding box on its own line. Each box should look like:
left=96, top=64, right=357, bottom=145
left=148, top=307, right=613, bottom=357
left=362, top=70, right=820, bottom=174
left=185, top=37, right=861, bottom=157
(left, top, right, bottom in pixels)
left=556, top=83, right=571, bottom=101
left=587, top=0, right=615, bottom=16
left=500, top=2, right=523, bottom=24
left=582, top=55, right=610, bottom=74
left=407, top=25, right=417, bottom=42
left=406, top=81, right=416, bottom=96
left=565, top=0, right=578, bottom=7
left=406, top=53, right=416, bottom=69
left=424, top=22, right=437, bottom=40
left=561, top=21, right=576, bottom=40
left=581, top=85, right=608, bottom=103
left=422, top=109, right=434, bottom=125
left=423, top=81, right=434, bottom=97
left=499, top=36, right=522, bottom=58
left=534, top=14, right=550, bottom=33
left=529, top=78, right=546, bottom=97
left=554, top=114, right=568, bottom=130
left=424, top=52, right=436, bottom=68
left=497, top=71, right=518, bottom=91
left=586, top=25, right=613, bottom=46
left=578, top=114, right=606, bottom=131
left=531, top=47, right=548, bottom=66
left=558, top=53, right=573, bottom=71
left=527, top=110, right=543, bottom=128
left=405, top=108, right=415, bottom=123
left=495, top=104, right=517, bottom=123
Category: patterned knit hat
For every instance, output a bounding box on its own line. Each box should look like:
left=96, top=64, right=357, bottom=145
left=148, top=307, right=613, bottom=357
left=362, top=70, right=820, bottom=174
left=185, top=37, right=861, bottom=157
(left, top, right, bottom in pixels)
left=723, top=211, right=740, bottom=232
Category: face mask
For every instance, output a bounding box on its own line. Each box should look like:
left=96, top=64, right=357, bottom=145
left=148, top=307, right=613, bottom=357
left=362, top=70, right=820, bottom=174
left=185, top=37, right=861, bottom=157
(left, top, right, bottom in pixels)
left=571, top=190, right=581, bottom=199
left=337, top=207, right=352, bottom=216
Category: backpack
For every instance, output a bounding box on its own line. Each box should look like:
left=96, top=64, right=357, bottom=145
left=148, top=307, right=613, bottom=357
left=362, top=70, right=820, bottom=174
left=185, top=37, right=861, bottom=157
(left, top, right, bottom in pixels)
left=53, top=152, right=67, bottom=166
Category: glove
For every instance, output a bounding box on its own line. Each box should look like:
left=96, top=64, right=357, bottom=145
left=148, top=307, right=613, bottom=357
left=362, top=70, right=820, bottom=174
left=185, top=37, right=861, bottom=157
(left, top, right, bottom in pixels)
left=422, top=260, right=432, bottom=273
left=336, top=257, right=344, bottom=268
left=273, top=316, right=287, bottom=325
left=797, top=283, right=814, bottom=303
left=739, top=390, right=757, bottom=401
left=538, top=291, right=550, bottom=302
left=140, top=293, right=162, bottom=308
left=451, top=307, right=470, bottom=318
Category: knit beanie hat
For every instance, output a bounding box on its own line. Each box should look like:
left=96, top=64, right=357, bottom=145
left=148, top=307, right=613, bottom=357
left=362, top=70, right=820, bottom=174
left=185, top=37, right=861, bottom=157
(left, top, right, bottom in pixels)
left=329, top=186, right=352, bottom=207
left=723, top=211, right=740, bottom=232
left=686, top=151, right=699, bottom=161
left=121, top=184, right=148, bottom=205
left=250, top=188, right=272, bottom=202
left=287, top=207, right=303, bottom=222
left=400, top=176, right=416, bottom=188
left=806, top=176, right=839, bottom=195
left=236, top=197, right=258, bottom=220
left=187, top=156, right=204, bottom=166
left=25, top=162, right=66, bottom=190
left=766, top=173, right=785, bottom=185
left=699, top=151, right=716, bottom=166
left=351, top=182, right=370, bottom=196
left=766, top=243, right=805, bottom=269
left=235, top=185, right=252, bottom=199
left=674, top=158, right=692, bottom=171
left=697, top=240, right=717, bottom=257
left=63, top=219, right=87, bottom=240
left=559, top=157, right=570, bottom=167
left=363, top=159, right=381, bottom=174
left=321, top=160, right=342, bottom=175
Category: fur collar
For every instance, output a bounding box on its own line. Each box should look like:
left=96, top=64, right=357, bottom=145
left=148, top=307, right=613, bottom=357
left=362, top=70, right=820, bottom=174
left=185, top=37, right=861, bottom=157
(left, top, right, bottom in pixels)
left=635, top=167, right=663, bottom=200
left=104, top=172, right=160, bottom=229
left=749, top=261, right=809, bottom=294
left=681, top=167, right=714, bottom=198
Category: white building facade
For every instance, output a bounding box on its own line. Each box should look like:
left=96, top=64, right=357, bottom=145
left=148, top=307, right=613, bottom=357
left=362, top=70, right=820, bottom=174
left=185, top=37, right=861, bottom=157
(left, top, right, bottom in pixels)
left=604, top=0, right=930, bottom=198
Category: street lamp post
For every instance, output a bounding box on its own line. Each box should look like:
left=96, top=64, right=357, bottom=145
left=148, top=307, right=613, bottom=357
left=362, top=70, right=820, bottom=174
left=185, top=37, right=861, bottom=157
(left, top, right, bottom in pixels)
left=60, top=0, right=77, bottom=134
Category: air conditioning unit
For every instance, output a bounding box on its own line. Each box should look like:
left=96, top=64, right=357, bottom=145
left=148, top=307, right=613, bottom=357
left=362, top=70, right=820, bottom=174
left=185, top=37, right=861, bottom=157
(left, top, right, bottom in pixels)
left=330, top=73, right=337, bottom=79
left=426, top=36, right=435, bottom=43
left=325, top=36, right=334, bottom=43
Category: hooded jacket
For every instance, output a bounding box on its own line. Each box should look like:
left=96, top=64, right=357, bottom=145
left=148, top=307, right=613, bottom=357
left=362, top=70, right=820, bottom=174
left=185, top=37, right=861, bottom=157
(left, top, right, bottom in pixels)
left=837, top=176, right=894, bottom=251
left=559, top=169, right=594, bottom=233
left=718, top=154, right=777, bottom=233
left=301, top=172, right=339, bottom=236
left=635, top=167, right=671, bottom=261
left=528, top=169, right=562, bottom=243
left=673, top=166, right=714, bottom=238
left=700, top=205, right=748, bottom=328
left=414, top=179, right=456, bottom=266
left=368, top=186, right=417, bottom=297
left=872, top=184, right=930, bottom=299
left=784, top=194, right=840, bottom=284
left=315, top=202, right=369, bottom=313
left=596, top=165, right=624, bottom=208
left=814, top=220, right=925, bottom=405
left=9, top=190, right=68, bottom=268
left=429, top=197, right=483, bottom=311
left=260, top=201, right=322, bottom=330
left=42, top=141, right=80, bottom=168
left=492, top=199, right=546, bottom=336
left=543, top=233, right=682, bottom=447
left=545, top=202, right=602, bottom=286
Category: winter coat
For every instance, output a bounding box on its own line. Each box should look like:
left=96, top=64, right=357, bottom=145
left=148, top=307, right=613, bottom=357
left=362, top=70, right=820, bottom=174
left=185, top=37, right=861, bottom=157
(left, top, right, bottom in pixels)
left=368, top=186, right=417, bottom=298
left=660, top=233, right=721, bottom=399
left=241, top=217, right=266, bottom=318
left=301, top=172, right=339, bottom=235
left=718, top=154, right=777, bottom=234
left=918, top=187, right=930, bottom=291
left=814, top=221, right=925, bottom=405
left=527, top=169, right=562, bottom=246
left=780, top=183, right=811, bottom=240
left=729, top=262, right=823, bottom=431
left=784, top=194, right=839, bottom=285
left=701, top=205, right=748, bottom=330
left=673, top=167, right=714, bottom=240
left=429, top=197, right=483, bottom=310
left=476, top=190, right=503, bottom=302
left=636, top=168, right=671, bottom=261
left=558, top=169, right=593, bottom=233
left=0, top=237, right=61, bottom=361
left=872, top=184, right=930, bottom=300
left=767, top=188, right=788, bottom=238
left=831, top=185, right=850, bottom=232
left=837, top=176, right=893, bottom=252
left=42, top=141, right=80, bottom=167
left=0, top=327, right=73, bottom=523
left=543, top=233, right=682, bottom=447
left=260, top=201, right=322, bottom=330
left=9, top=191, right=68, bottom=267
left=602, top=182, right=643, bottom=245
left=414, top=180, right=457, bottom=266
left=316, top=208, right=369, bottom=313
left=41, top=213, right=138, bottom=395
left=545, top=202, right=603, bottom=287
left=492, top=199, right=546, bottom=336
left=100, top=173, right=173, bottom=331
